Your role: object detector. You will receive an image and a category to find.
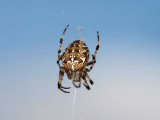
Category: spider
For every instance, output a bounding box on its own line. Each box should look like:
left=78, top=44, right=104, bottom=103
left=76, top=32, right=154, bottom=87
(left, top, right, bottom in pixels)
left=57, top=25, right=99, bottom=93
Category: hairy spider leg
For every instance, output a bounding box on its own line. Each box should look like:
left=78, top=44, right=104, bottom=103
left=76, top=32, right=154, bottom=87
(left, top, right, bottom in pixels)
left=65, top=70, right=73, bottom=80
left=57, top=25, right=71, bottom=93
left=58, top=24, right=69, bottom=59
left=87, top=31, right=99, bottom=71
left=57, top=25, right=69, bottom=68
left=58, top=68, right=71, bottom=93
left=86, top=72, right=94, bottom=85
left=82, top=75, right=90, bottom=90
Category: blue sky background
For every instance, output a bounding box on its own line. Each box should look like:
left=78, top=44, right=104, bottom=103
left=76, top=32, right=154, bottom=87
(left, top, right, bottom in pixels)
left=0, top=0, right=160, bottom=120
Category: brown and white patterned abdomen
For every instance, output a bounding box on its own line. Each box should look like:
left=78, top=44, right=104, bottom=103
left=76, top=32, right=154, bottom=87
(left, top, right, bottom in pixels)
left=62, top=40, right=89, bottom=71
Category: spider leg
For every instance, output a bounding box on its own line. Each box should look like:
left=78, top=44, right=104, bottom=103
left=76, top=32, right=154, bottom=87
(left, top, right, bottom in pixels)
left=82, top=75, right=90, bottom=90
left=58, top=24, right=69, bottom=59
left=57, top=68, right=71, bottom=93
left=87, top=55, right=96, bottom=66
left=60, top=85, right=71, bottom=89
left=57, top=25, right=69, bottom=69
left=58, top=86, right=70, bottom=93
left=65, top=70, right=73, bottom=80
left=87, top=31, right=99, bottom=71
left=57, top=57, right=62, bottom=68
left=86, top=72, right=94, bottom=85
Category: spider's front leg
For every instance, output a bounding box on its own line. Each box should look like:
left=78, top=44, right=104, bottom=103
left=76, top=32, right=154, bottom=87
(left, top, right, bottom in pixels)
left=57, top=24, right=69, bottom=68
left=87, top=31, right=99, bottom=71
left=87, top=54, right=96, bottom=66
left=58, top=24, right=69, bottom=58
left=58, top=67, right=71, bottom=93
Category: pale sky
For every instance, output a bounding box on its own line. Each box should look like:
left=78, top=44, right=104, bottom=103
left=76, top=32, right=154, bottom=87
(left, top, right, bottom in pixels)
left=0, top=0, right=160, bottom=120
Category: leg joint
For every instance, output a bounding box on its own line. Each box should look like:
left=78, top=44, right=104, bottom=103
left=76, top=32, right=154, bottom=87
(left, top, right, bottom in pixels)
left=96, top=45, right=99, bottom=50
left=60, top=38, right=63, bottom=44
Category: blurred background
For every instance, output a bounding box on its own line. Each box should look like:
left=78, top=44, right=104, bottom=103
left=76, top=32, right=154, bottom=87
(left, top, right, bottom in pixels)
left=0, top=0, right=160, bottom=120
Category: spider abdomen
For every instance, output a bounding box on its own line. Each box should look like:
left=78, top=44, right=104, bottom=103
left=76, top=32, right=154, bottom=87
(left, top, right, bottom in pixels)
left=62, top=40, right=89, bottom=71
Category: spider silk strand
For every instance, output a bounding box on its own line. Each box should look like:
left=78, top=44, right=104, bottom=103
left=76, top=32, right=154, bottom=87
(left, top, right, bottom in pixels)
left=72, top=88, right=77, bottom=118
left=77, top=26, right=83, bottom=41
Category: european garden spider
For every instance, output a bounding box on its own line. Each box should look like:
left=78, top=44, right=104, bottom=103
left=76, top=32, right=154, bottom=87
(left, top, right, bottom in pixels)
left=57, top=25, right=99, bottom=93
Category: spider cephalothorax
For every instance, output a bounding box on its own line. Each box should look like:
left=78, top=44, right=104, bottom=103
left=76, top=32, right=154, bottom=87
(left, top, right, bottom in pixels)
left=57, top=25, right=99, bottom=93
